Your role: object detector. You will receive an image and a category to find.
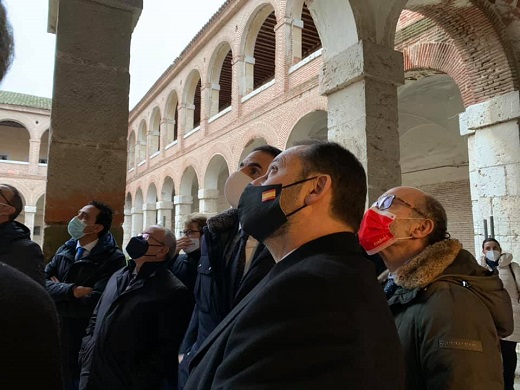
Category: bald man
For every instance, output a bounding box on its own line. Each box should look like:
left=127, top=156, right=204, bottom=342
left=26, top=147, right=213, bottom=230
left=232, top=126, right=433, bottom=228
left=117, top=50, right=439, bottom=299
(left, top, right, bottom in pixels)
left=358, top=186, right=513, bottom=390
left=79, top=226, right=194, bottom=390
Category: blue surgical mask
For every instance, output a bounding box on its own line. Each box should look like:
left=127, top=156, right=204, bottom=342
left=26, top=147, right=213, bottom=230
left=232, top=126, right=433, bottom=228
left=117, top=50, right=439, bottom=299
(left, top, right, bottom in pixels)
left=68, top=216, right=87, bottom=240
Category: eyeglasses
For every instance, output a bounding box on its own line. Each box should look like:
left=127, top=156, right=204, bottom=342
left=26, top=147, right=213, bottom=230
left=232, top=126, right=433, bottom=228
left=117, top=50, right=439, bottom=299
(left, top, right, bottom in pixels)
left=373, top=195, right=427, bottom=218
left=0, top=189, right=13, bottom=206
left=138, top=233, right=165, bottom=246
left=182, top=229, right=201, bottom=237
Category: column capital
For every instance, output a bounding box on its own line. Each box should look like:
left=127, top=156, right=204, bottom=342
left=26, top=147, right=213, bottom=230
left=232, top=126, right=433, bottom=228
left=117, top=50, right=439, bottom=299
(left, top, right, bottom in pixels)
left=459, top=91, right=520, bottom=136
left=24, top=205, right=37, bottom=213
left=130, top=207, right=143, bottom=214
left=174, top=195, right=193, bottom=205
left=198, top=189, right=219, bottom=199
left=142, top=203, right=156, bottom=211
left=320, top=39, right=404, bottom=96
left=156, top=201, right=174, bottom=209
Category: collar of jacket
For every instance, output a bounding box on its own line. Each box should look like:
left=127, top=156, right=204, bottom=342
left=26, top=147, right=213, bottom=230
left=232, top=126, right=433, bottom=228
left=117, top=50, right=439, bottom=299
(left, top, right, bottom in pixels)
left=206, top=208, right=238, bottom=234
left=394, top=239, right=462, bottom=290
left=64, top=231, right=118, bottom=258
left=127, top=259, right=167, bottom=279
left=0, top=221, right=31, bottom=253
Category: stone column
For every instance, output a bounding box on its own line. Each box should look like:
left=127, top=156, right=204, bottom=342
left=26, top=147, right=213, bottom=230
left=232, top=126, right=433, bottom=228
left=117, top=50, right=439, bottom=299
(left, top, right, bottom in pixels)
left=244, top=56, right=255, bottom=95
left=320, top=40, right=404, bottom=203
left=459, top=90, right=520, bottom=256
left=142, top=203, right=157, bottom=228
left=122, top=208, right=132, bottom=252
left=198, top=189, right=219, bottom=216
left=200, top=82, right=209, bottom=135
left=24, top=205, right=37, bottom=236
left=232, top=55, right=243, bottom=118
left=156, top=201, right=174, bottom=230
left=130, top=207, right=143, bottom=237
left=174, top=195, right=193, bottom=237
left=28, top=140, right=41, bottom=174
left=43, top=0, right=142, bottom=259
left=209, top=84, right=221, bottom=118
left=291, top=18, right=304, bottom=64
left=274, top=16, right=292, bottom=93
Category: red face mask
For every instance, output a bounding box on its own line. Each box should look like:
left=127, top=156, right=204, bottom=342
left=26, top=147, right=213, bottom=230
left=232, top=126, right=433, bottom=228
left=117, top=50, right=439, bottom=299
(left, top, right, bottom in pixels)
left=358, top=208, right=398, bottom=255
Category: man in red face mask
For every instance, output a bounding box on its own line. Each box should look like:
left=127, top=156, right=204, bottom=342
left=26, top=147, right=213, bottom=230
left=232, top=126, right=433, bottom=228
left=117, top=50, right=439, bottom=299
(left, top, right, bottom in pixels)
left=358, top=186, right=513, bottom=390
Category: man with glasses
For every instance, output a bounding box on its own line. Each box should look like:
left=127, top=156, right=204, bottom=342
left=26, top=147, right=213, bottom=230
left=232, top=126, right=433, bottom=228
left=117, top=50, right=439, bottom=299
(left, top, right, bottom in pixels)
left=46, top=201, right=126, bottom=389
left=0, top=183, right=45, bottom=285
left=79, top=225, right=194, bottom=390
left=358, top=186, right=513, bottom=389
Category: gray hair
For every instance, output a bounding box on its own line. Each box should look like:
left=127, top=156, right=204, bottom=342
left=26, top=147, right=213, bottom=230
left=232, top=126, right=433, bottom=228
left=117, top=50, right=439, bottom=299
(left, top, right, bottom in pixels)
left=163, top=227, right=177, bottom=262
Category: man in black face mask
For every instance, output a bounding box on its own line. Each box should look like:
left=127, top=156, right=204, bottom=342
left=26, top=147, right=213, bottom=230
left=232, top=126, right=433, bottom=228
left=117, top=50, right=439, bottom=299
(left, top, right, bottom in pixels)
left=178, top=144, right=281, bottom=389
left=78, top=225, right=194, bottom=390
left=184, top=141, right=404, bottom=390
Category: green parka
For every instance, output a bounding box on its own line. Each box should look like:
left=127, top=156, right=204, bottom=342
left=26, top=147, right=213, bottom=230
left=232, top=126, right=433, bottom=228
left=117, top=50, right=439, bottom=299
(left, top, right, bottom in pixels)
left=387, top=239, right=513, bottom=390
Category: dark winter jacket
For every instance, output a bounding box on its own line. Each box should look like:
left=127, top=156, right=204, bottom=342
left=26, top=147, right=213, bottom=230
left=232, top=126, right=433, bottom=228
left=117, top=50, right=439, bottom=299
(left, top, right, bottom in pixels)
left=170, top=249, right=201, bottom=293
left=0, top=262, right=62, bottom=389
left=45, top=232, right=126, bottom=318
left=185, top=233, right=404, bottom=390
left=78, top=260, right=194, bottom=390
left=0, top=220, right=45, bottom=286
left=178, top=208, right=275, bottom=388
left=387, top=239, right=513, bottom=390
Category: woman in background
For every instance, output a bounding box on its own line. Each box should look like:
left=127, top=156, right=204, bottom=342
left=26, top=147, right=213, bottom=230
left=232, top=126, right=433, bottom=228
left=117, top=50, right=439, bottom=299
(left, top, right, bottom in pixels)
left=481, top=237, right=519, bottom=390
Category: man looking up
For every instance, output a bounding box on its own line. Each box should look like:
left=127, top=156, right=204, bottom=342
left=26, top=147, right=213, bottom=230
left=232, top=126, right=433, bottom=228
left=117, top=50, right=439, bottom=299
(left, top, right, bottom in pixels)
left=184, top=141, right=404, bottom=389
left=178, top=144, right=281, bottom=389
left=0, top=183, right=45, bottom=285
left=46, top=201, right=126, bottom=390
left=79, top=225, right=193, bottom=390
left=358, top=186, right=513, bottom=389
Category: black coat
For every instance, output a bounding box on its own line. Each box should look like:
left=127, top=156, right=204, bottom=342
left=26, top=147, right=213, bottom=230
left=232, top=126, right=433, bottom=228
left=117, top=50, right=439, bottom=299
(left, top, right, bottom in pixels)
left=170, top=249, right=201, bottom=293
left=79, top=261, right=194, bottom=390
left=185, top=233, right=405, bottom=390
left=45, top=232, right=126, bottom=383
left=0, top=262, right=62, bottom=389
left=178, top=209, right=275, bottom=388
left=0, top=221, right=45, bottom=286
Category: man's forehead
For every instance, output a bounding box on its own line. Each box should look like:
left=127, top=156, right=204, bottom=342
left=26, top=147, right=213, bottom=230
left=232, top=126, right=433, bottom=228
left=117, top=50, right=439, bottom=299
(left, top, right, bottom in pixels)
left=144, top=226, right=165, bottom=238
left=242, top=150, right=273, bottom=166
left=384, top=186, right=424, bottom=205
left=80, top=205, right=99, bottom=216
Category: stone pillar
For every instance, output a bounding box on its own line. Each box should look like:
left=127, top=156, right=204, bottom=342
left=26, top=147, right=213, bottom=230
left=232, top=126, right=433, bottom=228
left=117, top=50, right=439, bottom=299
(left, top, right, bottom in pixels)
left=320, top=40, right=404, bottom=203
left=156, top=201, right=174, bottom=230
left=244, top=56, right=255, bottom=95
left=232, top=55, right=243, bottom=118
left=200, top=82, right=209, bottom=135
left=28, top=140, right=41, bottom=174
left=130, top=207, right=143, bottom=237
left=274, top=16, right=292, bottom=93
left=122, top=208, right=132, bottom=252
left=209, top=84, right=221, bottom=118
left=174, top=195, right=193, bottom=237
left=291, top=18, right=304, bottom=64
left=142, top=203, right=157, bottom=228
left=459, top=90, right=520, bottom=256
left=198, top=189, right=219, bottom=216
left=24, top=205, right=37, bottom=236
left=43, top=0, right=142, bottom=260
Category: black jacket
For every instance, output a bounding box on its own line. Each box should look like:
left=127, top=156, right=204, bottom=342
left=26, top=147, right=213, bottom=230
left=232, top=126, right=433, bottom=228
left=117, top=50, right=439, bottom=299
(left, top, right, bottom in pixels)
left=0, top=221, right=45, bottom=286
left=0, top=262, right=62, bottom=389
left=387, top=239, right=513, bottom=390
left=185, top=233, right=404, bottom=390
left=170, top=249, right=201, bottom=293
left=178, top=209, right=275, bottom=381
left=45, top=232, right=126, bottom=318
left=78, top=261, right=194, bottom=390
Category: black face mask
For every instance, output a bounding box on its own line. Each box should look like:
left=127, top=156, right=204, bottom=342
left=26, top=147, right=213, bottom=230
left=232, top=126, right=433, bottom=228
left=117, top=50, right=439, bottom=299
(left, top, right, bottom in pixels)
left=126, top=236, right=149, bottom=259
left=238, top=176, right=317, bottom=242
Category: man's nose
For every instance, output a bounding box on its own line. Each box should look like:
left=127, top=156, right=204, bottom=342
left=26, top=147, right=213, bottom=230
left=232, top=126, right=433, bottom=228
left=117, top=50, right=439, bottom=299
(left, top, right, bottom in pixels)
left=251, top=174, right=266, bottom=186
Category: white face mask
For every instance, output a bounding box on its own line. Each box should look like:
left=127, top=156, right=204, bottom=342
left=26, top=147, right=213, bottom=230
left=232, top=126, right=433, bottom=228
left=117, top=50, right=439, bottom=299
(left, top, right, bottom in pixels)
left=224, top=170, right=253, bottom=209
left=485, top=250, right=501, bottom=262
left=184, top=238, right=200, bottom=254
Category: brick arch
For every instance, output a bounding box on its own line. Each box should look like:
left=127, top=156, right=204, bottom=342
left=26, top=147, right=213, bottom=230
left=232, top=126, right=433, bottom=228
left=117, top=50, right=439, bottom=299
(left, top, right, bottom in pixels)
left=402, top=42, right=475, bottom=107
left=402, top=3, right=518, bottom=101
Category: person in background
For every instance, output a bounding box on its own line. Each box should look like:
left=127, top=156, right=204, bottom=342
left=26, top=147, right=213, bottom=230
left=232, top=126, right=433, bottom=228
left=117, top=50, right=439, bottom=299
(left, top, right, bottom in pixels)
left=46, top=201, right=126, bottom=390
left=0, top=183, right=45, bottom=286
left=178, top=145, right=281, bottom=389
left=0, top=2, right=63, bottom=388
left=359, top=186, right=513, bottom=389
left=480, top=237, right=519, bottom=390
left=170, top=214, right=207, bottom=293
left=79, top=225, right=193, bottom=390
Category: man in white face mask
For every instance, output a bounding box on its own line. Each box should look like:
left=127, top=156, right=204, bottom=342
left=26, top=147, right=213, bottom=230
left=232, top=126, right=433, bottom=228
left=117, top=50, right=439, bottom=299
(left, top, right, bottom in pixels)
left=45, top=200, right=126, bottom=390
left=178, top=144, right=281, bottom=389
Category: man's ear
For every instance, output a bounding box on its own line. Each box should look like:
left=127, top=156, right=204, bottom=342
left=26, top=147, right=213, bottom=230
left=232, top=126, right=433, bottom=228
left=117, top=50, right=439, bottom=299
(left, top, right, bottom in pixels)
left=304, top=175, right=331, bottom=205
left=410, top=219, right=434, bottom=238
left=92, top=223, right=104, bottom=235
